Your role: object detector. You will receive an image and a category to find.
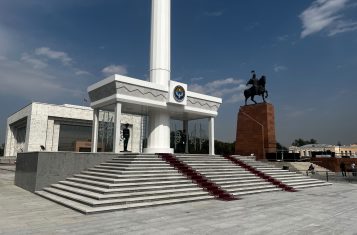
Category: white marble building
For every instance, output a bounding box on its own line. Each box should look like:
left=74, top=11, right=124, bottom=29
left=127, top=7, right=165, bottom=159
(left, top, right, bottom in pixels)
left=4, top=102, right=143, bottom=157
left=289, top=144, right=357, bottom=157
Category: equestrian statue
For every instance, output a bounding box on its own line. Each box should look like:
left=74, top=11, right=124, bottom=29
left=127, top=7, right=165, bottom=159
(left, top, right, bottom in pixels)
left=244, top=70, right=268, bottom=105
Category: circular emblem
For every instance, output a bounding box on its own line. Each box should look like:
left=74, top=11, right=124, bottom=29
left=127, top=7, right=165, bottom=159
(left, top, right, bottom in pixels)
left=173, top=85, right=185, bottom=102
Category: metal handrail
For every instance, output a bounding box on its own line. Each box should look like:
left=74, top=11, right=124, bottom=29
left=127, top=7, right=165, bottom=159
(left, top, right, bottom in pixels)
left=306, top=170, right=357, bottom=183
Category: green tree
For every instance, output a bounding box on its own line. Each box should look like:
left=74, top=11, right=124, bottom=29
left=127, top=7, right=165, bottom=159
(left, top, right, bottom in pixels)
left=0, top=143, right=4, bottom=156
left=276, top=142, right=288, bottom=151
left=214, top=140, right=235, bottom=155
left=292, top=138, right=318, bottom=147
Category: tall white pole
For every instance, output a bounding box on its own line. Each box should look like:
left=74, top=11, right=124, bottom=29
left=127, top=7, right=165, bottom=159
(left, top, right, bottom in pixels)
left=144, top=0, right=173, bottom=154
left=150, top=0, right=171, bottom=86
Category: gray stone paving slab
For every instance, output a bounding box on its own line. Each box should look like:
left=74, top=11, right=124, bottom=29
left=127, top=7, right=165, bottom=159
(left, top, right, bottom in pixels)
left=1, top=169, right=357, bottom=234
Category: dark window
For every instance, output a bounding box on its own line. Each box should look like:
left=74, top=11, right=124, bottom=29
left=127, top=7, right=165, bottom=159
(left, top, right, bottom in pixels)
left=58, top=124, right=92, bottom=151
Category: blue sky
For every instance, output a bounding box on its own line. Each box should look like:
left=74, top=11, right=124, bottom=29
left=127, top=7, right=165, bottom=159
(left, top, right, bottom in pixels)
left=0, top=0, right=356, bottom=147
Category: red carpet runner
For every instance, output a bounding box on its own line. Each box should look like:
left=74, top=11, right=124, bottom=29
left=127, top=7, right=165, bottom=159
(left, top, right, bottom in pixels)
left=158, top=154, right=238, bottom=201
left=224, top=155, right=296, bottom=192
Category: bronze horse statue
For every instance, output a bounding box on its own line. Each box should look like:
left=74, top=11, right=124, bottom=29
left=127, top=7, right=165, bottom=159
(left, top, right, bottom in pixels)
left=244, top=75, right=268, bottom=105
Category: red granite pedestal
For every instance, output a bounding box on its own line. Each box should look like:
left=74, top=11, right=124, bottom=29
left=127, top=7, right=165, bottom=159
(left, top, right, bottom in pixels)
left=235, top=103, right=276, bottom=160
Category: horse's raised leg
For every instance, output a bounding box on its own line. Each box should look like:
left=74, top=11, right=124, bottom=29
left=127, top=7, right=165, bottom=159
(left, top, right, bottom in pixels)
left=245, top=97, right=248, bottom=106
left=262, top=94, right=266, bottom=103
left=251, top=95, right=257, bottom=104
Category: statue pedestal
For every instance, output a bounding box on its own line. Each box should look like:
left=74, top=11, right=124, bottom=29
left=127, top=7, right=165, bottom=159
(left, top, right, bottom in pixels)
left=235, top=103, right=276, bottom=160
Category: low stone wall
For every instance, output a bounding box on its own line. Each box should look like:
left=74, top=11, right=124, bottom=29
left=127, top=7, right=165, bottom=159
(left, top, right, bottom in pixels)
left=15, top=152, right=117, bottom=192
left=313, top=157, right=357, bottom=172
left=0, top=156, right=17, bottom=164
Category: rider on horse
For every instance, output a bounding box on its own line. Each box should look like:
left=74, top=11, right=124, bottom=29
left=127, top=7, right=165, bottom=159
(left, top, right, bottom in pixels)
left=249, top=70, right=259, bottom=93
left=244, top=70, right=268, bottom=105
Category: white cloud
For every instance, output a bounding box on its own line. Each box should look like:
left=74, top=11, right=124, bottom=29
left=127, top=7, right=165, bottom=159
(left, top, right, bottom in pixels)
left=190, top=77, right=204, bottom=82
left=75, top=69, right=91, bottom=76
left=277, top=35, right=289, bottom=41
left=102, top=64, right=128, bottom=76
left=299, top=0, right=355, bottom=38
left=328, top=20, right=357, bottom=35
left=0, top=24, right=13, bottom=56
left=274, top=65, right=288, bottom=72
left=21, top=53, right=48, bottom=69
left=35, top=47, right=72, bottom=65
left=225, top=94, right=245, bottom=103
left=189, top=77, right=246, bottom=104
left=0, top=58, right=83, bottom=100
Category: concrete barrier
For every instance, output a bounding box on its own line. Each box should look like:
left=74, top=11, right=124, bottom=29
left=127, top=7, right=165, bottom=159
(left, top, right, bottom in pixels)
left=15, top=152, right=118, bottom=192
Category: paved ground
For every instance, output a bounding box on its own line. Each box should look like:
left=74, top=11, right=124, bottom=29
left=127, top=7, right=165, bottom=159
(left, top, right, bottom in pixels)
left=1, top=166, right=357, bottom=235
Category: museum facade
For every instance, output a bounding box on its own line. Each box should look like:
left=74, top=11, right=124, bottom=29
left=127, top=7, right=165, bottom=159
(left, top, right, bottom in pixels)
left=4, top=102, right=143, bottom=157
left=289, top=144, right=357, bottom=157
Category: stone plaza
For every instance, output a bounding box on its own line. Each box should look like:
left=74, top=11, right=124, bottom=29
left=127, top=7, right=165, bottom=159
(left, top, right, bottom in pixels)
left=1, top=166, right=357, bottom=234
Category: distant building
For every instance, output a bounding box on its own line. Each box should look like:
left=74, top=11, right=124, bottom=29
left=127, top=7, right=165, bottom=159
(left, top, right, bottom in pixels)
left=289, top=144, right=357, bottom=157
left=4, top=102, right=143, bottom=157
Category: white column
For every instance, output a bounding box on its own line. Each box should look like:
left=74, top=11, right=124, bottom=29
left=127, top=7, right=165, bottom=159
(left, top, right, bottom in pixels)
left=144, top=111, right=173, bottom=154
left=91, top=109, right=99, bottom=153
left=183, top=120, right=189, bottom=154
left=208, top=117, right=215, bottom=155
left=113, top=103, right=122, bottom=154
left=150, top=0, right=171, bottom=86
left=144, top=0, right=173, bottom=154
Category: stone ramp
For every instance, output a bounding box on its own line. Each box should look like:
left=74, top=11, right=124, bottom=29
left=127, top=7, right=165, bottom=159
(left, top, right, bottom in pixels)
left=36, top=154, right=214, bottom=214
left=232, top=156, right=332, bottom=189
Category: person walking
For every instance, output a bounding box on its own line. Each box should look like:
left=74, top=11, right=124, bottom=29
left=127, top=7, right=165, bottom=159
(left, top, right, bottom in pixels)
left=340, top=161, right=347, bottom=177
left=351, top=162, right=356, bottom=176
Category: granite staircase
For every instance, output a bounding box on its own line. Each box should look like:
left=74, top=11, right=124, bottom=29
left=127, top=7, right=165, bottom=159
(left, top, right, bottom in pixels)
left=36, top=154, right=214, bottom=214
left=175, top=154, right=281, bottom=196
left=232, top=156, right=332, bottom=189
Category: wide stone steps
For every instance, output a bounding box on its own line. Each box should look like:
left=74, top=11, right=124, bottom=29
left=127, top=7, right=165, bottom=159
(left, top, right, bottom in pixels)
left=66, top=177, right=192, bottom=188
left=86, top=168, right=180, bottom=176
left=208, top=181, right=270, bottom=187
left=41, top=187, right=211, bottom=207
left=80, top=171, right=186, bottom=180
left=58, top=180, right=200, bottom=194
left=111, top=157, right=162, bottom=161
left=73, top=174, right=187, bottom=183
left=225, top=185, right=278, bottom=193
left=232, top=188, right=281, bottom=196
left=193, top=168, right=246, bottom=173
left=210, top=177, right=262, bottom=182
left=179, top=160, right=231, bottom=163
left=176, top=155, right=279, bottom=197
left=35, top=154, right=222, bottom=213
left=36, top=154, right=332, bottom=214
left=233, top=156, right=332, bottom=190
left=100, top=162, right=170, bottom=167
left=220, top=182, right=274, bottom=190
left=36, top=190, right=213, bottom=214
left=278, top=178, right=320, bottom=183
left=292, top=182, right=332, bottom=189
left=93, top=165, right=175, bottom=171
left=51, top=183, right=206, bottom=200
